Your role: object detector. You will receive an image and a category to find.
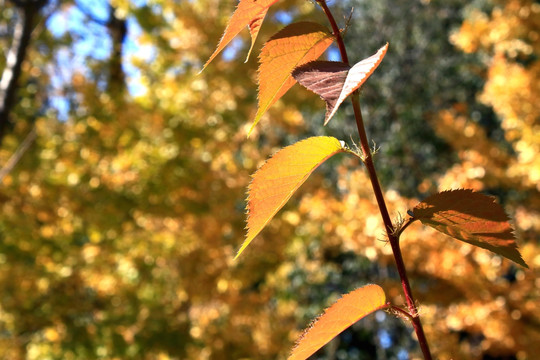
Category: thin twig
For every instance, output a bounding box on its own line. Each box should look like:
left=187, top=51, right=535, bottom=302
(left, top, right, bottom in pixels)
left=0, top=127, right=36, bottom=182
left=396, top=216, right=416, bottom=238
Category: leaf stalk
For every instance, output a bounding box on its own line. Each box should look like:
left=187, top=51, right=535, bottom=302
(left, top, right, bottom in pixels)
left=389, top=304, right=414, bottom=321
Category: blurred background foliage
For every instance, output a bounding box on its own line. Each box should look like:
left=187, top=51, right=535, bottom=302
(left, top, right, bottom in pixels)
left=0, top=0, right=538, bottom=359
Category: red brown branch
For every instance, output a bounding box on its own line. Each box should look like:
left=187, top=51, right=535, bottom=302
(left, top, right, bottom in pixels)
left=315, top=1, right=433, bottom=359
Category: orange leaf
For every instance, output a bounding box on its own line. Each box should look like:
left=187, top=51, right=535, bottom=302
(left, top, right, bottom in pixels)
left=412, top=189, right=528, bottom=268
left=245, top=10, right=267, bottom=62
left=292, top=43, right=388, bottom=125
left=250, top=22, right=334, bottom=135
left=237, top=137, right=349, bottom=259
left=289, top=284, right=387, bottom=360
left=201, top=0, right=279, bottom=71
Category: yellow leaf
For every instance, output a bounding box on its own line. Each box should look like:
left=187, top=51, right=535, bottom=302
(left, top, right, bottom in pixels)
left=250, top=22, right=334, bottom=135
left=237, top=136, right=348, bottom=259
left=289, top=284, right=387, bottom=360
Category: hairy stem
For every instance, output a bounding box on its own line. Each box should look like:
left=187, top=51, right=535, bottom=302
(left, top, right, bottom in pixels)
left=316, top=1, right=433, bottom=358
left=389, top=304, right=414, bottom=321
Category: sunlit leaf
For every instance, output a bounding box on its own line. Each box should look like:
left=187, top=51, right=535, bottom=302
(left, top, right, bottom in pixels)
left=250, top=22, right=334, bottom=135
left=412, top=189, right=528, bottom=268
left=237, top=137, right=349, bottom=259
left=201, top=0, right=279, bottom=71
left=292, top=43, right=388, bottom=125
left=245, top=11, right=267, bottom=62
left=289, top=284, right=387, bottom=360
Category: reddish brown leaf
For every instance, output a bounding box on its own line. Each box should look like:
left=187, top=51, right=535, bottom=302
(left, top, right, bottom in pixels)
left=201, top=0, right=279, bottom=71
left=250, top=22, right=334, bottom=135
left=412, top=189, right=528, bottom=268
left=289, top=284, right=387, bottom=360
left=292, top=44, right=388, bottom=125
left=292, top=61, right=350, bottom=123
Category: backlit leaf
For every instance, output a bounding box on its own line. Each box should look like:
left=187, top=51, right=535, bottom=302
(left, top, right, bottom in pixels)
left=292, top=61, right=350, bottom=124
left=250, top=22, right=334, bottom=135
left=412, top=189, right=528, bottom=268
left=289, top=284, right=387, bottom=360
left=292, top=43, right=388, bottom=125
left=237, top=137, right=349, bottom=259
left=245, top=11, right=266, bottom=62
left=201, top=0, right=279, bottom=71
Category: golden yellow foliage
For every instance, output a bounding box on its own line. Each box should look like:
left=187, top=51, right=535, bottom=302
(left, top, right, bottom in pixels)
left=0, top=1, right=538, bottom=359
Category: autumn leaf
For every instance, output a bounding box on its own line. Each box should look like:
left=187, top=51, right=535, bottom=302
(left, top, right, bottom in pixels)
left=289, top=284, right=387, bottom=360
left=201, top=0, right=279, bottom=71
left=237, top=137, right=350, bottom=259
left=293, top=43, right=388, bottom=125
left=412, top=189, right=528, bottom=268
left=292, top=61, right=350, bottom=124
left=250, top=22, right=334, bottom=135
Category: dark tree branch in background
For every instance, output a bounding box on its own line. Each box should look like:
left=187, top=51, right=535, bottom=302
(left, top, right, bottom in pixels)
left=74, top=0, right=109, bottom=25
left=9, top=0, right=47, bottom=6
left=72, top=1, right=127, bottom=96
left=0, top=0, right=48, bottom=144
left=106, top=4, right=127, bottom=96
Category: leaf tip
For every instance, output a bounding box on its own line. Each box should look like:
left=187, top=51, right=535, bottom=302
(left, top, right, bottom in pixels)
left=249, top=110, right=265, bottom=136
left=198, top=56, right=214, bottom=75
left=247, top=123, right=256, bottom=137
left=244, top=42, right=256, bottom=63
left=234, top=237, right=252, bottom=260
left=323, top=114, right=332, bottom=126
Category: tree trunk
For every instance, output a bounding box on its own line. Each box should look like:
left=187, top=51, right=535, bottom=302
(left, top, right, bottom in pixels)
left=0, top=0, right=47, bottom=143
left=106, top=4, right=127, bottom=97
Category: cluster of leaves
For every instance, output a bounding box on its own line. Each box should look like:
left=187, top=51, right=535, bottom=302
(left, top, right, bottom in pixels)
left=0, top=0, right=537, bottom=359
left=289, top=1, right=540, bottom=358
left=0, top=1, right=307, bottom=359
left=203, top=0, right=530, bottom=359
